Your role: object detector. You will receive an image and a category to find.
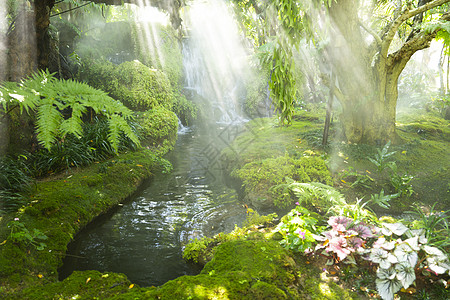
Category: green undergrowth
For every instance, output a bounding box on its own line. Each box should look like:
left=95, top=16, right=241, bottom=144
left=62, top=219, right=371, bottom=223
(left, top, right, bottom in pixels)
left=221, top=113, right=323, bottom=174
left=332, top=112, right=449, bottom=212
left=234, top=154, right=333, bottom=209
left=0, top=149, right=171, bottom=295
left=221, top=113, right=331, bottom=209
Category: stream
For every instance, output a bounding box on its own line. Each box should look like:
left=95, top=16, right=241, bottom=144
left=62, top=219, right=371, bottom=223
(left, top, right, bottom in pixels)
left=59, top=123, right=249, bottom=287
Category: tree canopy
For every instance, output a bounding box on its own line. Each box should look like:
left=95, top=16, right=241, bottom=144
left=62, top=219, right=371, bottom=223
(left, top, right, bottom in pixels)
left=233, top=0, right=450, bottom=143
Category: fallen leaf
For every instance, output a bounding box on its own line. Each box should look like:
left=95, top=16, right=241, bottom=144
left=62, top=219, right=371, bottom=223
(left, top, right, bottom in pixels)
left=0, top=240, right=7, bottom=246
left=86, top=277, right=91, bottom=284
left=136, top=164, right=143, bottom=167
left=102, top=274, right=109, bottom=278
left=129, top=284, right=134, bottom=289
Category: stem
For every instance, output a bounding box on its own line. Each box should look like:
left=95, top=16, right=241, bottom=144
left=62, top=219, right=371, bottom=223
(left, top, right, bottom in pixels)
left=50, top=1, right=93, bottom=18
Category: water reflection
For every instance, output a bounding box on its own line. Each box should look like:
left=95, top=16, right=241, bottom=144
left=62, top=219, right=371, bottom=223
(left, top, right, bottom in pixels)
left=60, top=124, right=248, bottom=286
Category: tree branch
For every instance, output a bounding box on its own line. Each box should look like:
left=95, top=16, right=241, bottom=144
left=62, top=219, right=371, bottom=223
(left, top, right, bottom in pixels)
left=380, top=0, right=450, bottom=59
left=388, top=11, right=450, bottom=77
left=359, top=21, right=382, bottom=46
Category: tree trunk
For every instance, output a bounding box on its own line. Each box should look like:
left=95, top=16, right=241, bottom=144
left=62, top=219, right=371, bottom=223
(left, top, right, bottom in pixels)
left=35, top=0, right=55, bottom=71
left=325, top=0, right=449, bottom=145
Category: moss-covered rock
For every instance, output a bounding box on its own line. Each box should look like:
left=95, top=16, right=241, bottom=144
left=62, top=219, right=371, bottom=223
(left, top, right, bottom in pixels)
left=220, top=116, right=332, bottom=209
left=0, top=149, right=170, bottom=295
left=136, top=107, right=178, bottom=154
left=221, top=115, right=323, bottom=175
left=234, top=154, right=333, bottom=209
left=78, top=59, right=173, bottom=111
left=172, top=93, right=198, bottom=126
left=114, top=60, right=173, bottom=111
left=146, top=239, right=301, bottom=299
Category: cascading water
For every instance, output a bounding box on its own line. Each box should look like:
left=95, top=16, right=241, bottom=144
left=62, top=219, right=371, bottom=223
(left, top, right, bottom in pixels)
left=182, top=0, right=250, bottom=124
left=60, top=0, right=254, bottom=287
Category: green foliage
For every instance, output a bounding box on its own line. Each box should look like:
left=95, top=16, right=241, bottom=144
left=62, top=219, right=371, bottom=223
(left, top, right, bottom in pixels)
left=242, top=209, right=278, bottom=228
left=25, top=117, right=140, bottom=177
left=368, top=141, right=396, bottom=173
left=369, top=189, right=399, bottom=210
left=0, top=156, right=30, bottom=214
left=428, top=94, right=450, bottom=118
left=243, top=65, right=271, bottom=118
left=78, top=59, right=173, bottom=111
left=234, top=154, right=333, bottom=208
left=115, top=61, right=173, bottom=111
left=387, top=163, right=414, bottom=198
left=7, top=218, right=48, bottom=251
left=341, top=167, right=375, bottom=189
left=172, top=93, right=198, bottom=126
left=276, top=206, right=322, bottom=253
left=136, top=107, right=178, bottom=154
left=406, top=203, right=450, bottom=250
left=288, top=181, right=346, bottom=213
left=133, top=23, right=183, bottom=89
left=182, top=237, right=215, bottom=264
left=0, top=70, right=139, bottom=152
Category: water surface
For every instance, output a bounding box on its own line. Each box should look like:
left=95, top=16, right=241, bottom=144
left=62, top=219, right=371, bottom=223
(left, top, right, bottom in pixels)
left=59, top=124, right=248, bottom=286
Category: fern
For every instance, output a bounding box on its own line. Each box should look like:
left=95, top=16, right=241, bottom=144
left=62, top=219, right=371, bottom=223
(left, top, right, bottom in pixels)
left=0, top=70, right=140, bottom=152
left=289, top=182, right=347, bottom=209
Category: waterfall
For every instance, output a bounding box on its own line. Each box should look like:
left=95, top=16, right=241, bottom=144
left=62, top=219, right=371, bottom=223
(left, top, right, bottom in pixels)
left=182, top=0, right=250, bottom=124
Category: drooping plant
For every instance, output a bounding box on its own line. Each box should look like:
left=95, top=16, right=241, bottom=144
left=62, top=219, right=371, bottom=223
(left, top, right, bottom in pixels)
left=0, top=70, right=140, bottom=152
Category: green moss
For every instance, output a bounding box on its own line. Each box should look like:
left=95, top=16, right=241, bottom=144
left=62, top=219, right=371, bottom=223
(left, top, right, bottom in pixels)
left=234, top=154, right=332, bottom=209
left=172, top=93, right=198, bottom=126
left=148, top=239, right=300, bottom=299
left=221, top=116, right=322, bottom=174
left=79, top=59, right=173, bottom=111
left=0, top=149, right=170, bottom=294
left=15, top=270, right=135, bottom=300
left=136, top=107, right=178, bottom=154
left=114, top=60, right=173, bottom=111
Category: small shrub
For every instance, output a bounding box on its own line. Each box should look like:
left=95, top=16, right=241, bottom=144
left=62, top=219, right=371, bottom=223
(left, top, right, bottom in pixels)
left=276, top=206, right=323, bottom=253
left=136, top=107, right=178, bottom=153
left=172, top=93, right=198, bottom=126
left=26, top=117, right=140, bottom=177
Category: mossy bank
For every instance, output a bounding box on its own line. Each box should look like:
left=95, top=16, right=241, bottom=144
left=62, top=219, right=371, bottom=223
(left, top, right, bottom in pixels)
left=12, top=216, right=359, bottom=300
left=0, top=149, right=171, bottom=296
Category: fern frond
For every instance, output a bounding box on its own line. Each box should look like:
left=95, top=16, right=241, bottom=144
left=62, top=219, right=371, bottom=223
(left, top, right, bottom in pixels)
left=1, top=71, right=140, bottom=152
left=289, top=182, right=347, bottom=208
left=59, top=102, right=87, bottom=138
left=36, top=100, right=63, bottom=150
left=107, top=114, right=122, bottom=152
